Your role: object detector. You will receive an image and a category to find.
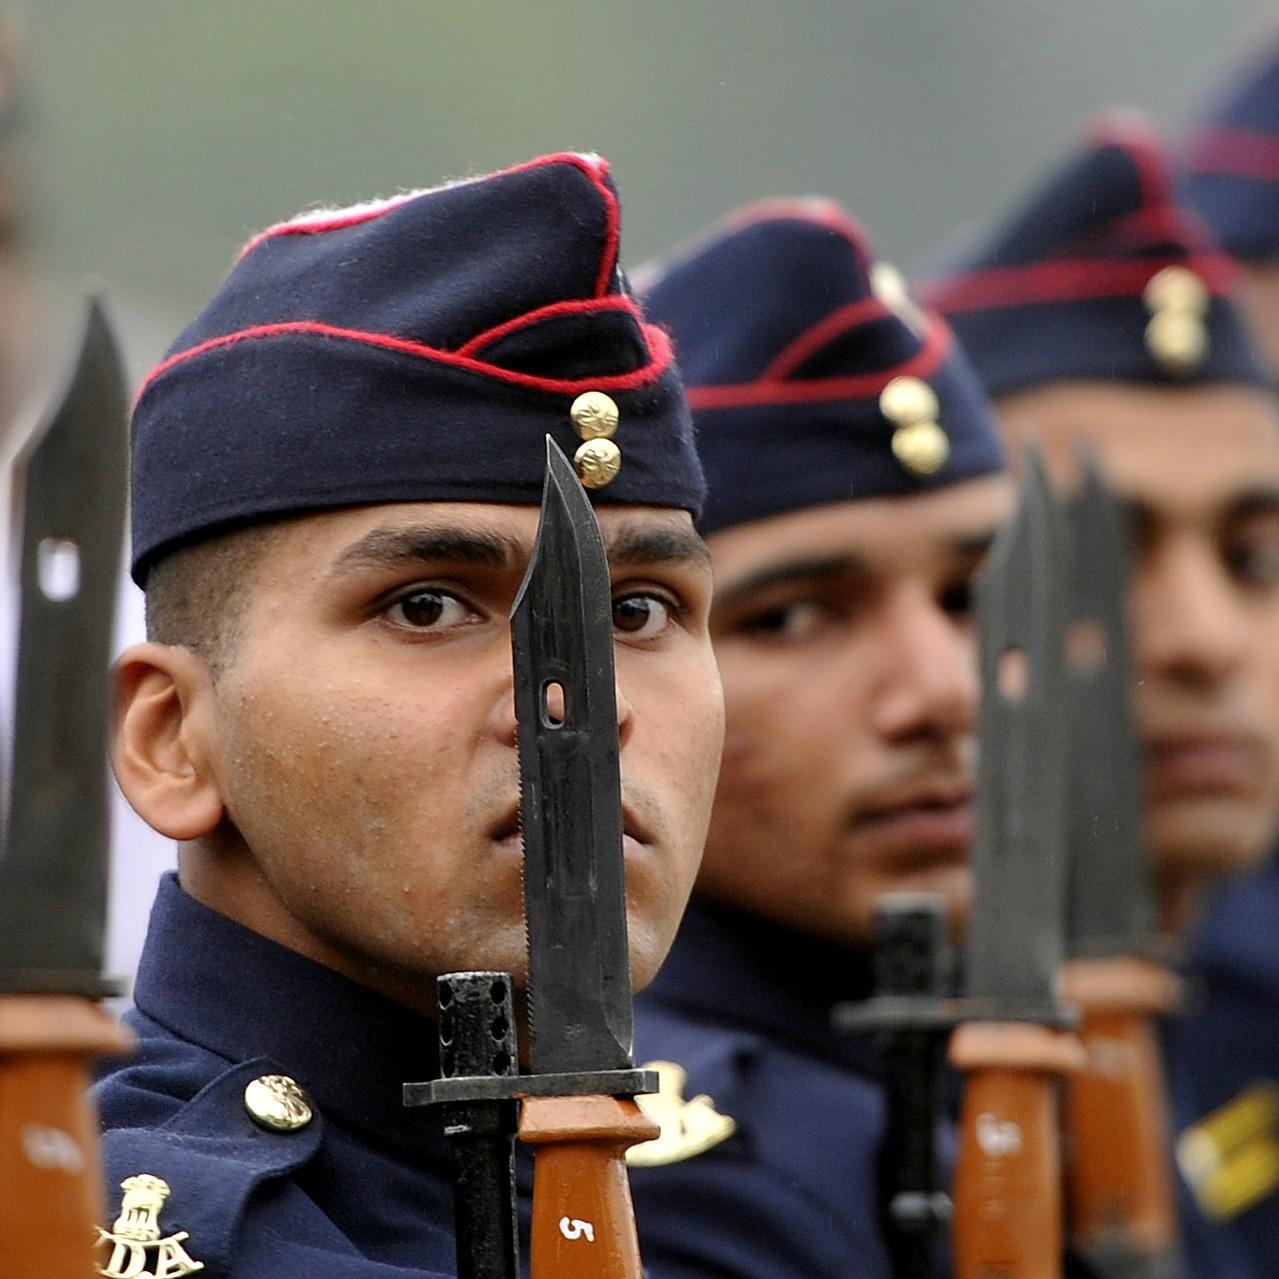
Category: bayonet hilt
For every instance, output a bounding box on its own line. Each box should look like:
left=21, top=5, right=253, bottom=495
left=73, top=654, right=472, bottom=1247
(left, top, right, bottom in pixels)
left=840, top=894, right=955, bottom=1279
left=429, top=972, right=521, bottom=1279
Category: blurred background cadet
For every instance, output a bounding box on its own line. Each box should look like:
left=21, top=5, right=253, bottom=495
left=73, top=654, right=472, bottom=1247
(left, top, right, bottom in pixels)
left=921, top=120, right=1279, bottom=1277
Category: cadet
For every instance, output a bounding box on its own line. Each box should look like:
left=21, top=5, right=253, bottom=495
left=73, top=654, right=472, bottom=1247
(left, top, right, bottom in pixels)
left=623, top=201, right=1009, bottom=1278
left=1177, top=53, right=1279, bottom=1274
left=922, top=118, right=1279, bottom=1277
left=95, top=153, right=724, bottom=1277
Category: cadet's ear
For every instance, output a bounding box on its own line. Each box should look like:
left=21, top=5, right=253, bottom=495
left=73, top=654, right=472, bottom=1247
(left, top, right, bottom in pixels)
left=112, top=642, right=225, bottom=840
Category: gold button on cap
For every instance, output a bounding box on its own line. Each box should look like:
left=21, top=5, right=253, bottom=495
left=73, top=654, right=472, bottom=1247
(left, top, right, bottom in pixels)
left=879, top=375, right=939, bottom=427
left=244, top=1074, right=314, bottom=1132
left=1144, top=265, right=1209, bottom=315
left=574, top=437, right=622, bottom=488
left=570, top=390, right=620, bottom=440
left=1146, top=311, right=1207, bottom=377
left=891, top=421, right=950, bottom=477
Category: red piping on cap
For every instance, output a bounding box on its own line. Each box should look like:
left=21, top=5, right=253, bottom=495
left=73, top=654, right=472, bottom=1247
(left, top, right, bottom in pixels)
left=1187, top=127, right=1279, bottom=183
left=238, top=153, right=621, bottom=298
left=137, top=318, right=672, bottom=404
left=456, top=295, right=642, bottom=358
left=686, top=317, right=951, bottom=411
left=762, top=297, right=897, bottom=382
left=920, top=253, right=1237, bottom=314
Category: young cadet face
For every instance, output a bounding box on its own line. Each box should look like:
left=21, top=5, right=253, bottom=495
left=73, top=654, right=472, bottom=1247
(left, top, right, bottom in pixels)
left=998, top=381, right=1279, bottom=916
left=696, top=474, right=1010, bottom=946
left=120, top=500, right=722, bottom=1014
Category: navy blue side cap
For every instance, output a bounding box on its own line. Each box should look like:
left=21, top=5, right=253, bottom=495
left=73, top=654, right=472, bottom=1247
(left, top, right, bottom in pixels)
left=919, top=117, right=1266, bottom=400
left=1181, top=32, right=1279, bottom=261
left=641, top=199, right=1005, bottom=537
left=130, top=152, right=704, bottom=583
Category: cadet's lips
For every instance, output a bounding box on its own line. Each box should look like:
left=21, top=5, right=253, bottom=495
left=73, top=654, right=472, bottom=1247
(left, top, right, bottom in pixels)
left=851, top=781, right=975, bottom=858
left=491, top=806, right=652, bottom=852
left=1147, top=734, right=1265, bottom=796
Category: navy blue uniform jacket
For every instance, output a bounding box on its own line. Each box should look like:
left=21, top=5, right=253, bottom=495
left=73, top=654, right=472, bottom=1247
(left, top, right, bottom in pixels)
left=93, top=874, right=459, bottom=1277
left=628, top=900, right=924, bottom=1279
left=1166, top=855, right=1279, bottom=1279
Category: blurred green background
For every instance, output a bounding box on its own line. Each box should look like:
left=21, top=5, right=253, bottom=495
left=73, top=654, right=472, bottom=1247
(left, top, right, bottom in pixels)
left=24, top=1, right=1278, bottom=371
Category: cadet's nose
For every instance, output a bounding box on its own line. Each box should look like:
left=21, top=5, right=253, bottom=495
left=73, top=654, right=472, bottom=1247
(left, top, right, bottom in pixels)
left=871, top=587, right=976, bottom=743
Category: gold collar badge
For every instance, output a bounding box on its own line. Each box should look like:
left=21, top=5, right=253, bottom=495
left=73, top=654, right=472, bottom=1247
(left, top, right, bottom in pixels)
left=1177, top=1082, right=1279, bottom=1221
left=570, top=390, right=622, bottom=489
left=1143, top=265, right=1210, bottom=377
left=627, top=1060, right=737, bottom=1167
left=880, top=376, right=950, bottom=478
left=96, top=1175, right=204, bottom=1278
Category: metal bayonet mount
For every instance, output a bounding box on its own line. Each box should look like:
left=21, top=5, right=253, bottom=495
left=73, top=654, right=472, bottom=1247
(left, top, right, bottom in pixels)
left=406, top=437, right=655, bottom=1113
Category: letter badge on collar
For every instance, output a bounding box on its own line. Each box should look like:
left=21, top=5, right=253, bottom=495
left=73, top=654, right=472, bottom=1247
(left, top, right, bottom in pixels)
left=95, top=1175, right=204, bottom=1278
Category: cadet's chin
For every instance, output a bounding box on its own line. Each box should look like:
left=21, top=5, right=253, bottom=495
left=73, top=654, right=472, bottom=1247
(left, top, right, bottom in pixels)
left=1148, top=799, right=1273, bottom=885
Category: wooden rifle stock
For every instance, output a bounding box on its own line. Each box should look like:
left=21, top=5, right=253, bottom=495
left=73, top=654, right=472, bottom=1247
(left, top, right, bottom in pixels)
left=951, top=1021, right=1086, bottom=1279
left=1061, top=957, right=1182, bottom=1277
left=0, top=994, right=132, bottom=1277
left=520, top=1093, right=658, bottom=1279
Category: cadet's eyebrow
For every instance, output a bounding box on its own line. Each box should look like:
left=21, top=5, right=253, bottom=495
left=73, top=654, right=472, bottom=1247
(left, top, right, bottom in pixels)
left=716, top=529, right=998, bottom=610
left=330, top=525, right=525, bottom=576
left=715, top=554, right=865, bottom=610
left=603, top=522, right=712, bottom=573
left=1227, top=488, right=1279, bottom=523
left=1117, top=488, right=1279, bottom=535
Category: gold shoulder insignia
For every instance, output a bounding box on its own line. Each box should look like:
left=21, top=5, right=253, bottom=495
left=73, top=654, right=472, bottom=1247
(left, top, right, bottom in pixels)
left=95, top=1174, right=205, bottom=1278
left=1177, top=1082, right=1279, bottom=1221
left=627, top=1060, right=737, bottom=1167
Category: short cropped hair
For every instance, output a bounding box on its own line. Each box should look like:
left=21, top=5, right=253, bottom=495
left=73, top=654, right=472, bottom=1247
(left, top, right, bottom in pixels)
left=144, top=522, right=284, bottom=677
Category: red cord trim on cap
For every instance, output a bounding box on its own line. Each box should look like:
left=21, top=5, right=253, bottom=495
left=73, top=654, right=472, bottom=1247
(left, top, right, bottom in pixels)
left=1105, top=203, right=1209, bottom=248
left=762, top=298, right=896, bottom=381
left=456, top=295, right=641, bottom=358
left=494, top=153, right=618, bottom=296
left=920, top=253, right=1237, bottom=313
left=686, top=317, right=951, bottom=411
left=239, top=194, right=420, bottom=258
left=238, top=152, right=619, bottom=276
left=1188, top=127, right=1279, bottom=182
left=1086, top=114, right=1170, bottom=209
left=138, top=318, right=672, bottom=402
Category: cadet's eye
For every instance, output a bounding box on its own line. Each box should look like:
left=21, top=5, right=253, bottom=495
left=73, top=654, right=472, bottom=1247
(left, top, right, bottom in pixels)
left=938, top=579, right=975, bottom=618
left=1225, top=535, right=1279, bottom=590
left=385, top=589, right=474, bottom=631
left=613, top=593, right=673, bottom=640
left=737, top=600, right=829, bottom=642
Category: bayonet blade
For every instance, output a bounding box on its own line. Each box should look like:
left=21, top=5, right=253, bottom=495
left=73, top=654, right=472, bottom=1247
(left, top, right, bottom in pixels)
left=1064, top=457, right=1156, bottom=959
left=0, top=297, right=128, bottom=996
left=513, top=437, right=632, bottom=1076
left=963, top=444, right=1072, bottom=1022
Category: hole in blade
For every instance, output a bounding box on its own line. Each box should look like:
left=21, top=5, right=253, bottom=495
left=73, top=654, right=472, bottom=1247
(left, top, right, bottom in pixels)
left=542, top=680, right=566, bottom=728
left=37, top=538, right=80, bottom=602
left=998, top=647, right=1029, bottom=702
left=1066, top=617, right=1108, bottom=675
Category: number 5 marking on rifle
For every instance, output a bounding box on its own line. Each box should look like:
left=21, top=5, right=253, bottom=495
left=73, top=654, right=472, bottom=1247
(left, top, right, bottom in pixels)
left=20, top=1122, right=84, bottom=1173
left=559, top=1215, right=596, bottom=1242
left=976, top=1112, right=1024, bottom=1157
